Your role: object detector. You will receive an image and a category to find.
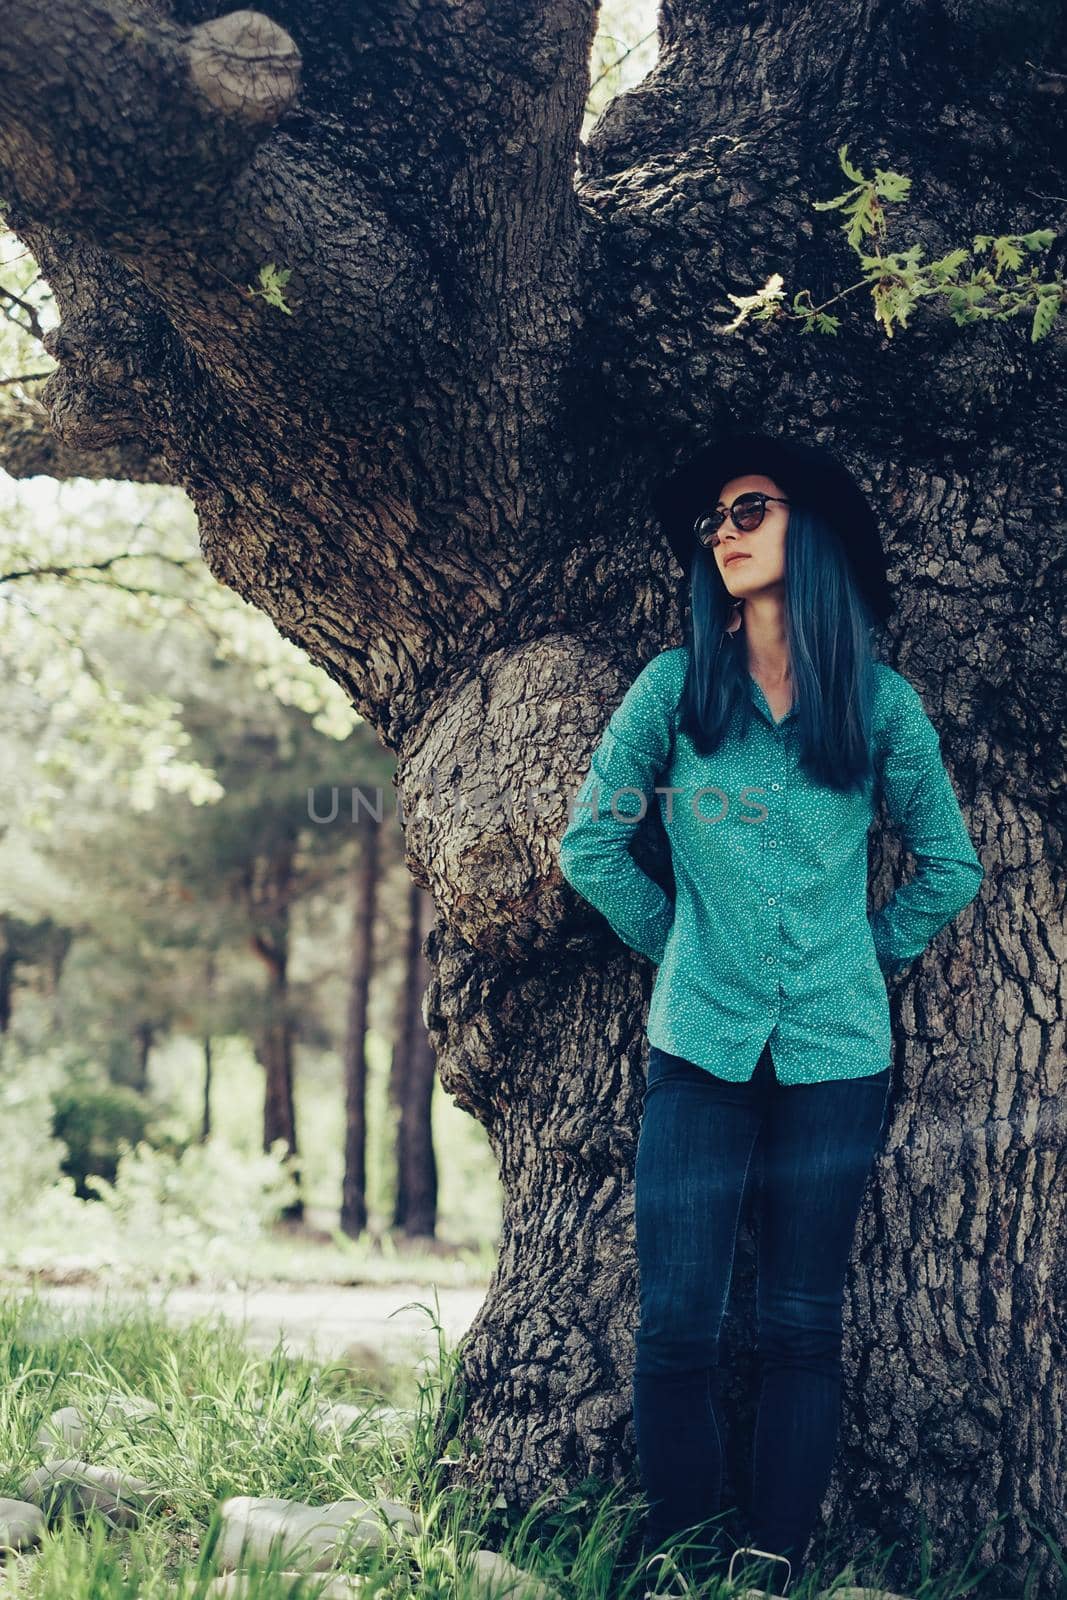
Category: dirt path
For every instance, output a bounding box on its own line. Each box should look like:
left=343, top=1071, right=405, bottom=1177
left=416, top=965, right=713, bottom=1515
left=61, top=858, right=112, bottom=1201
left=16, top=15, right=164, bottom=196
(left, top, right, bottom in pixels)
left=6, top=1279, right=488, bottom=1368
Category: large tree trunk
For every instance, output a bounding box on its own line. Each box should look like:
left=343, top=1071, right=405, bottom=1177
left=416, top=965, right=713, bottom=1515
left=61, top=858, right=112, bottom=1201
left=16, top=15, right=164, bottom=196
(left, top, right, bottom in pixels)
left=392, top=880, right=439, bottom=1239
left=1, top=2, right=1063, bottom=1591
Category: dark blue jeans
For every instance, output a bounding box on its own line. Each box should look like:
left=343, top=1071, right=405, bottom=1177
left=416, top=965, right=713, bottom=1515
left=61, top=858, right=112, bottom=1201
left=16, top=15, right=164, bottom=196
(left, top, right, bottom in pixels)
left=632, top=1037, right=892, bottom=1584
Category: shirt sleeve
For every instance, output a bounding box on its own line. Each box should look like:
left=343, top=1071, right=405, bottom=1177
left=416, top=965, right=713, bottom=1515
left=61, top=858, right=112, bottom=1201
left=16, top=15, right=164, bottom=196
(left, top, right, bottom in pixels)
left=869, top=675, right=985, bottom=978
left=557, top=655, right=676, bottom=966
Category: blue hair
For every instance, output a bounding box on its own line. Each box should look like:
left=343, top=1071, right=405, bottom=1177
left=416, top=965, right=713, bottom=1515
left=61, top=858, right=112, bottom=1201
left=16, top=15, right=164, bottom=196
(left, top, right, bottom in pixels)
left=678, top=502, right=878, bottom=792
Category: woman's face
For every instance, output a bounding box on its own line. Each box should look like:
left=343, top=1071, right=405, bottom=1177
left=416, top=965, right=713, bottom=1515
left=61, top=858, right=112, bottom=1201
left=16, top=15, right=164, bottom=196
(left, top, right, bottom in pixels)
left=711, top=472, right=790, bottom=600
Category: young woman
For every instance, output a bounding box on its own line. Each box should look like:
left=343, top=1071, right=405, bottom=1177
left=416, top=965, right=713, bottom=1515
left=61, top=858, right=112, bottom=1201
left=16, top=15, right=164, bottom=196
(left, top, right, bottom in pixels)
left=557, top=431, right=985, bottom=1597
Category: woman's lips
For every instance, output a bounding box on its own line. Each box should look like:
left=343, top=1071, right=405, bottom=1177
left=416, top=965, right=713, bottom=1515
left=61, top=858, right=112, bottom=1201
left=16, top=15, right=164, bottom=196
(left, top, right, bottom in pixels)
left=724, top=553, right=750, bottom=567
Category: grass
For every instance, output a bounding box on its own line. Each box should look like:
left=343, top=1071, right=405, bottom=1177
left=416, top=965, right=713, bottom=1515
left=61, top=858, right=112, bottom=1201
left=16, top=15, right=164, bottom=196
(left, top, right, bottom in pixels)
left=0, top=1285, right=1060, bottom=1600
left=0, top=1281, right=649, bottom=1599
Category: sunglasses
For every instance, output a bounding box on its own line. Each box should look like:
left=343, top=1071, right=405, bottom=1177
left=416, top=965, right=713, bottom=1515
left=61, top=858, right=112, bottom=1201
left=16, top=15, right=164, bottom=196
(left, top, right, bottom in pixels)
left=693, top=492, right=791, bottom=550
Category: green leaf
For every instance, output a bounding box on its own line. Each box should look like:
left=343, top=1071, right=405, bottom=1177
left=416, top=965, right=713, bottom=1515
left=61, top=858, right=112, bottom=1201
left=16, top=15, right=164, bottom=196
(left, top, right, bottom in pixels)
left=838, top=143, right=867, bottom=185
left=845, top=193, right=881, bottom=250
left=872, top=167, right=911, bottom=202
left=928, top=248, right=971, bottom=281
left=248, top=262, right=294, bottom=314
left=812, top=189, right=860, bottom=212
left=992, top=236, right=1024, bottom=276
left=771, top=147, right=1064, bottom=345
left=1031, top=293, right=1059, bottom=342
left=1020, top=229, right=1056, bottom=251
left=872, top=282, right=895, bottom=337
left=719, top=273, right=785, bottom=334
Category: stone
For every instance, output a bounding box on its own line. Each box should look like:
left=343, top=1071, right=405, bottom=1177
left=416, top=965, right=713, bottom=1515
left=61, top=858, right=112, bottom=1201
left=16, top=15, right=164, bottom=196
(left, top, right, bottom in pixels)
left=469, top=1548, right=557, bottom=1600
left=19, top=1458, right=166, bottom=1526
left=35, top=1391, right=161, bottom=1456
left=310, top=1401, right=416, bottom=1439
left=0, top=1497, right=47, bottom=1552
left=203, top=1574, right=365, bottom=1597
left=216, top=1493, right=421, bottom=1573
left=813, top=1589, right=915, bottom=1600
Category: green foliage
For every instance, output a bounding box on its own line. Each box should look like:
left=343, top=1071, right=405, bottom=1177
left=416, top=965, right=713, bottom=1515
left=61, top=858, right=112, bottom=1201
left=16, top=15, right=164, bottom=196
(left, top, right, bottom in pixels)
left=246, top=262, right=294, bottom=314
left=83, top=1135, right=300, bottom=1280
left=0, top=1059, right=301, bottom=1283
left=722, top=143, right=1065, bottom=342
left=51, top=1081, right=167, bottom=1198
left=0, top=1070, right=73, bottom=1221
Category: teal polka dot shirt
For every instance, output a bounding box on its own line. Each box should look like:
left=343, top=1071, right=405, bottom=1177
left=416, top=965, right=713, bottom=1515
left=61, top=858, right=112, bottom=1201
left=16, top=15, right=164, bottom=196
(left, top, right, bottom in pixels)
left=557, top=646, right=984, bottom=1085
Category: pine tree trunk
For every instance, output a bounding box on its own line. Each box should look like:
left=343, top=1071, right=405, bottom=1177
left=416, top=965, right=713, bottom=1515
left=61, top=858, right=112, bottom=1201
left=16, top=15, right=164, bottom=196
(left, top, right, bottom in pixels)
left=1, top=1, right=1063, bottom=1590
left=0, top=919, right=13, bottom=1036
left=133, top=1021, right=153, bottom=1094
left=393, top=881, right=438, bottom=1239
left=250, top=839, right=302, bottom=1222
left=201, top=1035, right=213, bottom=1143
left=201, top=950, right=216, bottom=1142
left=341, top=818, right=381, bottom=1238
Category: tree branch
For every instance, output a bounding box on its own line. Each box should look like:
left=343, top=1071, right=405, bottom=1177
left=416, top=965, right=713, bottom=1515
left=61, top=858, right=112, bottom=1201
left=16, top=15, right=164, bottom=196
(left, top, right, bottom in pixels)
left=0, top=228, right=195, bottom=468
left=0, top=5, right=300, bottom=236
left=0, top=405, right=175, bottom=482
left=573, top=0, right=1067, bottom=445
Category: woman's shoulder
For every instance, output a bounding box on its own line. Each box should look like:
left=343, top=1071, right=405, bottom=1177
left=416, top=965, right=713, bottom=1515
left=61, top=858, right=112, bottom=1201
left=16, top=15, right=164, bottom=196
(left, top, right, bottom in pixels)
left=625, top=644, right=689, bottom=701
left=607, top=645, right=688, bottom=738
left=871, top=661, right=903, bottom=704
left=869, top=662, right=938, bottom=758
left=871, top=661, right=926, bottom=717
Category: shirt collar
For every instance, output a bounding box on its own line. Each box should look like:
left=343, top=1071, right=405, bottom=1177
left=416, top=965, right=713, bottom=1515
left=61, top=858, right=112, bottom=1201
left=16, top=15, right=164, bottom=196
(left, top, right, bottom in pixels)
left=749, top=673, right=796, bottom=728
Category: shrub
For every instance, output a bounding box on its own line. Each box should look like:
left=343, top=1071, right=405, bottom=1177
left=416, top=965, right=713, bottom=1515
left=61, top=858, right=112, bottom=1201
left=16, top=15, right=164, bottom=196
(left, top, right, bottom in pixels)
left=50, top=1081, right=179, bottom=1197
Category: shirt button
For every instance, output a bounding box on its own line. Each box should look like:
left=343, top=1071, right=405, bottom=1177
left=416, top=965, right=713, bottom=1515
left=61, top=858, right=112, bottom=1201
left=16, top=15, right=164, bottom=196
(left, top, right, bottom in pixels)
left=767, top=897, right=777, bottom=905
left=765, top=954, right=774, bottom=964
left=771, top=783, right=781, bottom=790
left=769, top=839, right=778, bottom=848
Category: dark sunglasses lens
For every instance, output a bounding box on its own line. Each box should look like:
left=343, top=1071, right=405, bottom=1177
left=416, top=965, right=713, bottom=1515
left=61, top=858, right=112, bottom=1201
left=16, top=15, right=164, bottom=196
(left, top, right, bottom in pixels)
left=733, top=495, right=765, bottom=529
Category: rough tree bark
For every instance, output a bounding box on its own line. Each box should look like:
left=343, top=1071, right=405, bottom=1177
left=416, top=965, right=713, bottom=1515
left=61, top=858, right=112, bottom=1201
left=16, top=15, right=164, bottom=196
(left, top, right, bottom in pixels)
left=1, top=1, right=1064, bottom=1590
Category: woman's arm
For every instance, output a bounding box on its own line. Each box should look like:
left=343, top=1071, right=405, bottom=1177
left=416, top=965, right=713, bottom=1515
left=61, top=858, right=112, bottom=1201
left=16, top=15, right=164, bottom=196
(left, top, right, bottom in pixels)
left=870, top=674, right=985, bottom=978
left=557, top=654, right=676, bottom=966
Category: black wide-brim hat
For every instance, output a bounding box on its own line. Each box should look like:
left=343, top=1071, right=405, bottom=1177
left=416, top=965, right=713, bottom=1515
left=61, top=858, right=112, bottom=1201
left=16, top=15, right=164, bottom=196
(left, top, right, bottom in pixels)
left=651, top=429, right=894, bottom=626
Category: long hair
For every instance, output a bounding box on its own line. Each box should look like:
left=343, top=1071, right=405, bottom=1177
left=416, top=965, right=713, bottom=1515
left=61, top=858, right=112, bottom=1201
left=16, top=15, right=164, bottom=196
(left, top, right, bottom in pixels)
left=678, top=502, right=878, bottom=793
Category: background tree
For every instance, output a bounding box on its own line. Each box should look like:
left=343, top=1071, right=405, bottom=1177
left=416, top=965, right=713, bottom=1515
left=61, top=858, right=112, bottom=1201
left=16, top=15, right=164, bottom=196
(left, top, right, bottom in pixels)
left=0, top=2, right=1063, bottom=1591
left=391, top=880, right=439, bottom=1240
left=0, top=469, right=419, bottom=1228
left=340, top=803, right=383, bottom=1239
